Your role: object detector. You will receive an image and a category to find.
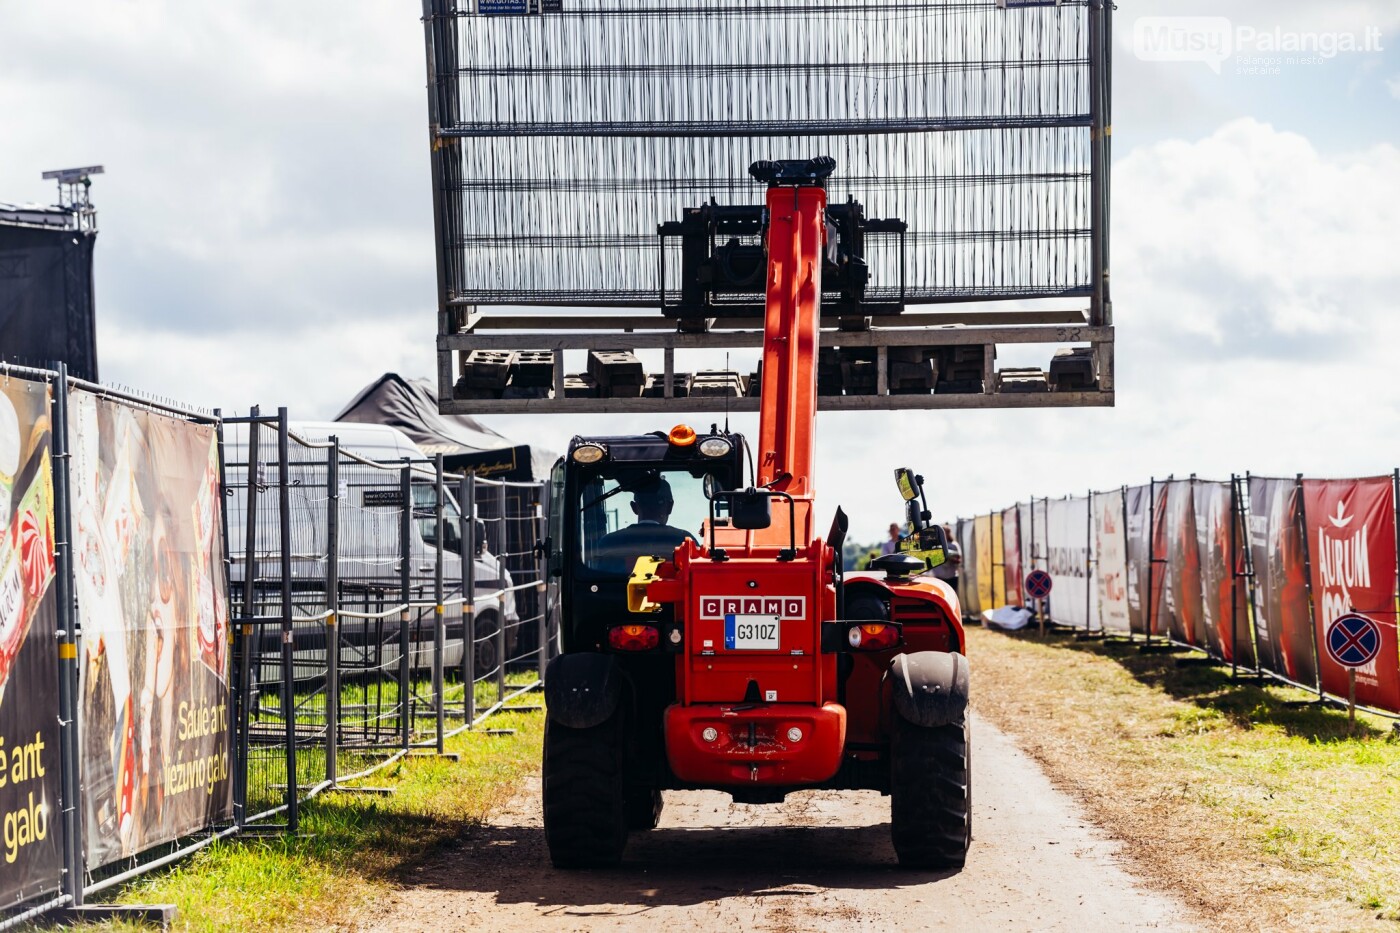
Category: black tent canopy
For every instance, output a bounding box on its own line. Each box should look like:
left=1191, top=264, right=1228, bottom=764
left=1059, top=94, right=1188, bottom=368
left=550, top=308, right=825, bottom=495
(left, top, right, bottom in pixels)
left=335, top=373, right=555, bottom=481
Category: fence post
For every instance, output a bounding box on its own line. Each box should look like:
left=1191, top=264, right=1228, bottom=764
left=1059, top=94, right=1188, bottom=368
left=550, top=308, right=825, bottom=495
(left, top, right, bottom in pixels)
left=399, top=463, right=413, bottom=750
left=536, top=498, right=548, bottom=685
left=50, top=364, right=84, bottom=906
left=276, top=408, right=298, bottom=834
left=461, top=472, right=477, bottom=725
left=1241, top=472, right=1264, bottom=672
left=1086, top=489, right=1095, bottom=634
left=1294, top=473, right=1323, bottom=698
left=325, top=438, right=341, bottom=787
left=235, top=406, right=261, bottom=827
left=496, top=480, right=507, bottom=705
left=433, top=454, right=446, bottom=754
left=1145, top=478, right=1157, bottom=647
left=1230, top=475, right=1239, bottom=678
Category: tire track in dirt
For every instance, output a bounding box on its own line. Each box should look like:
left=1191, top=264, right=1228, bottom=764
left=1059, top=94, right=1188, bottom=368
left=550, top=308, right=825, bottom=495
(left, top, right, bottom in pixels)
left=373, top=713, right=1198, bottom=932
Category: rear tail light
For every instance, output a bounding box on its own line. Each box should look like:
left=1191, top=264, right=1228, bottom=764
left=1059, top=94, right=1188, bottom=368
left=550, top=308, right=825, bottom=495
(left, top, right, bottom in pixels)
left=608, top=624, right=660, bottom=652
left=847, top=623, right=899, bottom=651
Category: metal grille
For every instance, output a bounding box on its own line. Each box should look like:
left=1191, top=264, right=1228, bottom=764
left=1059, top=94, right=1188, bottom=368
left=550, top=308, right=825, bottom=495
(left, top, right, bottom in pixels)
left=425, top=0, right=1109, bottom=310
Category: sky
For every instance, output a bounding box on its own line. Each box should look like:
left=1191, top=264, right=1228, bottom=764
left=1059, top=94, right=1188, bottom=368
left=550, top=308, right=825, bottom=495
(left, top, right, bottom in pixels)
left=2, top=0, right=1398, bottom=543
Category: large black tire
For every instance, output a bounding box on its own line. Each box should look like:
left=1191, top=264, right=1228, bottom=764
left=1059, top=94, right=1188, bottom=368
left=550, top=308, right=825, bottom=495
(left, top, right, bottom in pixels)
left=542, top=713, right=628, bottom=868
left=625, top=787, right=663, bottom=831
left=890, top=712, right=972, bottom=870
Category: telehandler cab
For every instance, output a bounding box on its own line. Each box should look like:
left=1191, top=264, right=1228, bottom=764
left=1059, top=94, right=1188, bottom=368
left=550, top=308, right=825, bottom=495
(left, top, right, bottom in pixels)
left=541, top=158, right=970, bottom=870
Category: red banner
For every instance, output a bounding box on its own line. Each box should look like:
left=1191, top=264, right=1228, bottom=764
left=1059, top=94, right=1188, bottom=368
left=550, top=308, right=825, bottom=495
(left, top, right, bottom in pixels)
left=1302, top=477, right=1400, bottom=712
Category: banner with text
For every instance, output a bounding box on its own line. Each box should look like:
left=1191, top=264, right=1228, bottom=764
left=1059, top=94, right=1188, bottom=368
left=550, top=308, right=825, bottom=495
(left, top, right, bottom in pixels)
left=1193, top=481, right=1253, bottom=666
left=1002, top=507, right=1023, bottom=607
left=72, top=392, right=233, bottom=869
left=1301, top=477, right=1399, bottom=712
left=1162, top=481, right=1205, bottom=647
left=0, top=379, right=63, bottom=905
left=1094, top=491, right=1131, bottom=634
left=1123, top=485, right=1152, bottom=637
left=956, top=519, right=978, bottom=617
left=974, top=514, right=995, bottom=614
left=1044, top=497, right=1094, bottom=629
left=1248, top=477, right=1319, bottom=688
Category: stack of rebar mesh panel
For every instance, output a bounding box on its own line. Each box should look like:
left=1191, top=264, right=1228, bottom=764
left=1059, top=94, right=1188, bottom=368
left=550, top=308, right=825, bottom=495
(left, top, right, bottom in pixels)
left=422, top=0, right=1115, bottom=414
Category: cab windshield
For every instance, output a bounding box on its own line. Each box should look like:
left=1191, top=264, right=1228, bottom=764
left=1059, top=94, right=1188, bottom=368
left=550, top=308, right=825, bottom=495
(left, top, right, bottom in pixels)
left=577, top=467, right=714, bottom=576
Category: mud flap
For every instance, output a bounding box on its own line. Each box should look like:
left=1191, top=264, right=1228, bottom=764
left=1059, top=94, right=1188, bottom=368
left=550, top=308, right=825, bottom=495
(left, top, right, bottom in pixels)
left=544, top=652, right=624, bottom=729
left=888, top=651, right=970, bottom=728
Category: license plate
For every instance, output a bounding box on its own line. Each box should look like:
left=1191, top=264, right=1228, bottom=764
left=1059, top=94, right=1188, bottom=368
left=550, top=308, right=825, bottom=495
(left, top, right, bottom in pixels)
left=724, top=614, right=780, bottom=650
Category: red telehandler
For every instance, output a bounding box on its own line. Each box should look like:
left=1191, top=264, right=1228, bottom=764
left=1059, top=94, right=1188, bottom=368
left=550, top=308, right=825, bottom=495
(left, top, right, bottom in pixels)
left=541, top=157, right=970, bottom=869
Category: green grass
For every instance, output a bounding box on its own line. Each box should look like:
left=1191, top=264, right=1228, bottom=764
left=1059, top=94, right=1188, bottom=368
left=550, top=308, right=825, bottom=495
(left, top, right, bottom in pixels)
left=43, top=701, right=545, bottom=932
left=969, top=625, right=1400, bottom=932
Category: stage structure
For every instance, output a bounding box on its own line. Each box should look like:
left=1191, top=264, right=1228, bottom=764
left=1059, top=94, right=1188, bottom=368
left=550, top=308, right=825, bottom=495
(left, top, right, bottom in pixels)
left=421, top=0, right=1113, bottom=414
left=0, top=167, right=104, bottom=381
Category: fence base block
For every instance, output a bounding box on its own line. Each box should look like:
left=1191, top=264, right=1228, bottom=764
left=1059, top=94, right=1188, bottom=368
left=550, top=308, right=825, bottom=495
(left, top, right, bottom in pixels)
left=326, top=785, right=396, bottom=796
left=407, top=748, right=462, bottom=760
left=1173, top=656, right=1219, bottom=668
left=58, top=904, right=177, bottom=930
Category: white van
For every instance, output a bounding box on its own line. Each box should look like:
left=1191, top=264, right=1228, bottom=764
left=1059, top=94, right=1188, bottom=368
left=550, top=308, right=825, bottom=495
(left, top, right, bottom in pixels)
left=222, top=421, right=518, bottom=681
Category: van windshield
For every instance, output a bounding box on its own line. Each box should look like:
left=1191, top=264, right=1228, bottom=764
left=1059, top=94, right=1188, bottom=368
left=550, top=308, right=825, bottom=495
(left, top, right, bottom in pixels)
left=415, top=483, right=463, bottom=552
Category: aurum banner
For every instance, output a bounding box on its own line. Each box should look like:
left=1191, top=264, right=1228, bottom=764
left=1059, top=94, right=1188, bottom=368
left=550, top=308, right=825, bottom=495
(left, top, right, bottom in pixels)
left=1248, top=477, right=1318, bottom=688
left=71, top=392, right=233, bottom=869
left=0, top=379, right=63, bottom=905
left=1301, top=477, right=1399, bottom=713
left=1094, top=492, right=1130, bottom=634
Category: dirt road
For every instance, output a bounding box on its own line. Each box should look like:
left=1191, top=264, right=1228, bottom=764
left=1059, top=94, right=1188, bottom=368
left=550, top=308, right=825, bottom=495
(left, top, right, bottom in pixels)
left=375, top=713, right=1197, bottom=932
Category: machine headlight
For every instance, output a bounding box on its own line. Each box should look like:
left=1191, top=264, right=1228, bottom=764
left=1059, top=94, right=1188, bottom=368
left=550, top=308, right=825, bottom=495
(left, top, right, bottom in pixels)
left=698, top=437, right=732, bottom=458
left=571, top=443, right=607, bottom=464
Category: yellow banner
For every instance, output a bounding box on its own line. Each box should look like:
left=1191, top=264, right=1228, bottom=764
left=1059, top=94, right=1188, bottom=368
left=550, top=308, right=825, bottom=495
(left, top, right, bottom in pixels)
left=974, top=514, right=994, bottom=613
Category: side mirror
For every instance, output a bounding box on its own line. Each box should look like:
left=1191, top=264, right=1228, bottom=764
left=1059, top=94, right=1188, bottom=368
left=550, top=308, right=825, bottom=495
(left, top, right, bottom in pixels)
left=895, top=467, right=920, bottom=501
left=702, top=473, right=719, bottom=500
left=898, top=523, right=948, bottom=569
left=727, top=489, right=772, bottom=530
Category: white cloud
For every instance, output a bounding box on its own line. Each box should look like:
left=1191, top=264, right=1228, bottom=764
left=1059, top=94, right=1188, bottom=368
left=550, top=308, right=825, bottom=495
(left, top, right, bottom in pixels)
left=3, top=6, right=1399, bottom=545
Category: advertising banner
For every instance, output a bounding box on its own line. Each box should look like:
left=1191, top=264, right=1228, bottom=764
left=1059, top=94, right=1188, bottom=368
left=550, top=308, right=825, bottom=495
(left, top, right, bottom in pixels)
left=0, top=380, right=63, bottom=904
left=974, top=514, right=994, bottom=615
left=1094, top=491, right=1130, bottom=634
left=1018, top=502, right=1034, bottom=584
left=1247, top=477, right=1319, bottom=688
left=1149, top=483, right=1173, bottom=638
left=1001, top=507, right=1022, bottom=607
left=1161, top=481, right=1205, bottom=647
left=1044, top=497, right=1094, bottom=629
left=71, top=393, right=233, bottom=868
left=1124, top=485, right=1151, bottom=636
left=1301, top=477, right=1399, bottom=713
left=957, top=519, right=979, bottom=617
left=1193, top=481, right=1254, bottom=666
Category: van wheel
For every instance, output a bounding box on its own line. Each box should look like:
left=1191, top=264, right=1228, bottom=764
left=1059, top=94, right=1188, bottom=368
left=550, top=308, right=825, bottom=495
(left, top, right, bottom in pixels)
left=543, top=711, right=628, bottom=868
left=473, top=611, right=500, bottom=682
left=890, top=712, right=971, bottom=870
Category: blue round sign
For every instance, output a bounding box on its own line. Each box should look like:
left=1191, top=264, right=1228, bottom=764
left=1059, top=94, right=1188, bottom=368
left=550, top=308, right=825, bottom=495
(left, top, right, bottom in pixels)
left=1325, top=614, right=1382, bottom=669
left=1025, top=569, right=1054, bottom=600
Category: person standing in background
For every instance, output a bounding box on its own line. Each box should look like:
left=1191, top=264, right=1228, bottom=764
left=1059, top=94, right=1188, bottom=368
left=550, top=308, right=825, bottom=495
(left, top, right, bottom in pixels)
left=880, top=522, right=902, bottom=556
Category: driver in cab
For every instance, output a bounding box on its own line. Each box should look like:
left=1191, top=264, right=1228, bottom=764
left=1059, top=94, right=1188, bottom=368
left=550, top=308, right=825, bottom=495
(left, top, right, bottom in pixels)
left=595, top=477, right=696, bottom=574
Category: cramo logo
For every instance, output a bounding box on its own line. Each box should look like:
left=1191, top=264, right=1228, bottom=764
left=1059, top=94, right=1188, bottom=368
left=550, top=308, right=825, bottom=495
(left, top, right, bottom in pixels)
left=1317, top=499, right=1378, bottom=678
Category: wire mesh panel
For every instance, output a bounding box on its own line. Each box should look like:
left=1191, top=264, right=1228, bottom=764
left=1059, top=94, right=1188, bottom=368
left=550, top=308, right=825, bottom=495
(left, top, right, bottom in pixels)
left=426, top=0, right=1110, bottom=311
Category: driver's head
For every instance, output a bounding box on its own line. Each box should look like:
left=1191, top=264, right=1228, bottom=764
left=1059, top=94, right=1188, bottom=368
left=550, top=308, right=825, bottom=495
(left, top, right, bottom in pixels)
left=631, top=478, right=675, bottom=524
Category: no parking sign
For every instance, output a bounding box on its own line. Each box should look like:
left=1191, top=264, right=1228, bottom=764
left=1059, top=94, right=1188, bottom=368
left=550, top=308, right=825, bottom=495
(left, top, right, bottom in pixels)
left=1024, top=569, right=1053, bottom=600
left=1325, top=614, right=1381, bottom=669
